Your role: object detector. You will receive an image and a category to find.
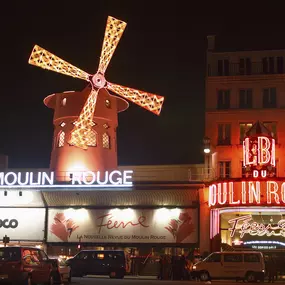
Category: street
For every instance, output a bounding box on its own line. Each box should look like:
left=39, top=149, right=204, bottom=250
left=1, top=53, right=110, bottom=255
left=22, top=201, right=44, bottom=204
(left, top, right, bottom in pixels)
left=70, top=276, right=285, bottom=284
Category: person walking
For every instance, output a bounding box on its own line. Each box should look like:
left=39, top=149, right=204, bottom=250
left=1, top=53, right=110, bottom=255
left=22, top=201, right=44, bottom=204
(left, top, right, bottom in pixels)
left=267, top=256, right=277, bottom=283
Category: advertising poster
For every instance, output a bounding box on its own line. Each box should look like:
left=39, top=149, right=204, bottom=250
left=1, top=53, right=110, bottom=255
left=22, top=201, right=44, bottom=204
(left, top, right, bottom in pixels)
left=47, top=208, right=198, bottom=244
left=0, top=208, right=45, bottom=240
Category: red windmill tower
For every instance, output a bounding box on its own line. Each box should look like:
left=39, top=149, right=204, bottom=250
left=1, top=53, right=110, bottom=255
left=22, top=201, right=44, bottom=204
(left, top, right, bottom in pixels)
left=28, top=16, right=164, bottom=181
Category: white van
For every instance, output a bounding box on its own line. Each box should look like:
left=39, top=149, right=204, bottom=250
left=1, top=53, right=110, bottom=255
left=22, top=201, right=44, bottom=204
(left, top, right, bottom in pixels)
left=192, top=251, right=265, bottom=282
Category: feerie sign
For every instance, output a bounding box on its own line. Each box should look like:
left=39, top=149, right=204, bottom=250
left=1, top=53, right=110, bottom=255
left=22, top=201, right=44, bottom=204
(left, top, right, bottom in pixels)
left=0, top=170, right=133, bottom=188
left=228, top=215, right=285, bottom=239
left=47, top=208, right=198, bottom=244
left=209, top=181, right=285, bottom=206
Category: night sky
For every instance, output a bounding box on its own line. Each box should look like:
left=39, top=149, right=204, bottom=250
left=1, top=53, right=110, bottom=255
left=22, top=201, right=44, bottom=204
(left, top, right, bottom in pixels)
left=1, top=1, right=285, bottom=168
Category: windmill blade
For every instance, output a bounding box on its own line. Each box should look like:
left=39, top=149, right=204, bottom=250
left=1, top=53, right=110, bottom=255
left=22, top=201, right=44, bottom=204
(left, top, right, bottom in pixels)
left=97, top=16, right=127, bottom=75
left=107, top=82, right=164, bottom=115
left=68, top=89, right=99, bottom=149
left=29, top=45, right=90, bottom=81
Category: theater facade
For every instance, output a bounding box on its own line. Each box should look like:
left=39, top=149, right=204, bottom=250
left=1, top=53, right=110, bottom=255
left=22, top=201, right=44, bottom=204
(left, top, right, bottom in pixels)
left=0, top=162, right=202, bottom=275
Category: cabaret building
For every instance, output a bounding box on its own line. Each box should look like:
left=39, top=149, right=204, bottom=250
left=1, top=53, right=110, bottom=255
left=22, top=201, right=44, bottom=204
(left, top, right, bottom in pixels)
left=201, top=35, right=285, bottom=254
left=0, top=15, right=203, bottom=276
left=2, top=29, right=285, bottom=277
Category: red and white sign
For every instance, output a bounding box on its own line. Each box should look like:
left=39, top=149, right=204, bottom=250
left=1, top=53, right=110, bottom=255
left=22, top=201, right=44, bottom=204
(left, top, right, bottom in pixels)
left=47, top=208, right=198, bottom=244
left=209, top=181, right=285, bottom=207
left=243, top=135, right=275, bottom=178
left=0, top=208, right=45, bottom=241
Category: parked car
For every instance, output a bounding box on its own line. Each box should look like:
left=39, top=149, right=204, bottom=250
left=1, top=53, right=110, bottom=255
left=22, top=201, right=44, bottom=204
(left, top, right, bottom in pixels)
left=66, top=250, right=126, bottom=278
left=192, top=251, right=265, bottom=282
left=0, top=246, right=54, bottom=284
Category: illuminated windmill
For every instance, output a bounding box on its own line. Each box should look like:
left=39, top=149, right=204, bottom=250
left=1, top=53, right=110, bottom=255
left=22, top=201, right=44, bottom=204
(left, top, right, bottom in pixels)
left=29, top=16, right=164, bottom=150
left=28, top=16, right=164, bottom=180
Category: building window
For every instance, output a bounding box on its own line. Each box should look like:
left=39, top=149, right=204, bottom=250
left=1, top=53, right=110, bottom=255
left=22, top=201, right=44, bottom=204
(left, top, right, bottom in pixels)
left=239, top=89, right=252, bottom=109
left=239, top=123, right=253, bottom=144
left=58, top=131, right=65, bottom=147
left=218, top=59, right=229, bottom=76
left=219, top=161, right=231, bottom=178
left=263, top=122, right=277, bottom=141
left=239, top=58, right=251, bottom=75
left=218, top=124, right=231, bottom=145
left=103, top=133, right=110, bottom=149
left=61, top=98, right=67, bottom=107
left=87, top=130, right=97, bottom=147
left=105, top=99, right=111, bottom=108
left=262, top=57, right=275, bottom=74
left=263, top=88, right=276, bottom=108
left=217, top=90, right=230, bottom=109
left=277, top=57, right=284, bottom=74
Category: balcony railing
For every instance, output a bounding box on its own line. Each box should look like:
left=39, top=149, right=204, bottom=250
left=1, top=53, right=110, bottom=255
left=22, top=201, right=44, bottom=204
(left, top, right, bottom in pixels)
left=188, top=166, right=217, bottom=182
left=208, top=62, right=284, bottom=77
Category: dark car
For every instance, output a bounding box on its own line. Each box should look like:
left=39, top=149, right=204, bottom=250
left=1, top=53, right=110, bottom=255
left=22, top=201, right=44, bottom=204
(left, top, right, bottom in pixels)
left=66, top=250, right=126, bottom=278
left=0, top=246, right=54, bottom=284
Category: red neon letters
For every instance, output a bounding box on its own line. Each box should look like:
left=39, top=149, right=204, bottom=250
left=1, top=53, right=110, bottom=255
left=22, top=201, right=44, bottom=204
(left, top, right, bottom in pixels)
left=209, top=181, right=285, bottom=207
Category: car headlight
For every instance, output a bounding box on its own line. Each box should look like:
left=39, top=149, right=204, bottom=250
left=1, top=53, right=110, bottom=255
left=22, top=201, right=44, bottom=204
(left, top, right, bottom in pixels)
left=192, top=265, right=197, bottom=270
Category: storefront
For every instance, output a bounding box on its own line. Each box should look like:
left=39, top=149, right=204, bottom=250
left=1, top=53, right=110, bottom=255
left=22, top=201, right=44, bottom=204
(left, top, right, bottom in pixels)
left=206, top=128, right=285, bottom=255
left=0, top=167, right=201, bottom=275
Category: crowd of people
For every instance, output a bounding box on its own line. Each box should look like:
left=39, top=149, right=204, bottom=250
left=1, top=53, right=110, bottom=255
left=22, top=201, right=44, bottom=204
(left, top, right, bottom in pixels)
left=158, top=251, right=198, bottom=280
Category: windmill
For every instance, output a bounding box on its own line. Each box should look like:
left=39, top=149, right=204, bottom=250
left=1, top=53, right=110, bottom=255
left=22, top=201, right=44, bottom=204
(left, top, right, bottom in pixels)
left=28, top=16, right=164, bottom=151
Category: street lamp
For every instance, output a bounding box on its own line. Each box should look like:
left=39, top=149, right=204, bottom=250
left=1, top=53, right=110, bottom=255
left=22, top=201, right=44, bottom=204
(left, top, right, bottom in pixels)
left=203, top=137, right=211, bottom=179
left=203, top=137, right=211, bottom=154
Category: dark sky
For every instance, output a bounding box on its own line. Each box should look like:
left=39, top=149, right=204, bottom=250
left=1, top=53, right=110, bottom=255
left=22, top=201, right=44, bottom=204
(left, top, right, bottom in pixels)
left=1, top=1, right=285, bottom=168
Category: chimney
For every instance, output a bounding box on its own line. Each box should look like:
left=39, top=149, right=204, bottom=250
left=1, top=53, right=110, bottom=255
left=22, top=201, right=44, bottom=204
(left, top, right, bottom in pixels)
left=0, top=154, right=8, bottom=171
left=207, top=35, right=215, bottom=51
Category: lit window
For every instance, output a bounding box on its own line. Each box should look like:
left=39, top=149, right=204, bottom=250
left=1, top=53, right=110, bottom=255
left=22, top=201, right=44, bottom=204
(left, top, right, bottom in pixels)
left=60, top=122, right=66, bottom=127
left=87, top=130, right=97, bottom=147
left=58, top=131, right=65, bottom=147
left=239, top=123, right=252, bottom=144
left=105, top=99, right=111, bottom=108
left=218, top=124, right=231, bottom=145
left=61, top=98, right=67, bottom=106
left=103, top=123, right=109, bottom=129
left=103, top=133, right=110, bottom=149
left=219, top=161, right=231, bottom=178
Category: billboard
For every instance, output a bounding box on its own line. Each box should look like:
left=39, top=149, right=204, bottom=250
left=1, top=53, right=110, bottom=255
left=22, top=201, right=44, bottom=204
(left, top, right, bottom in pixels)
left=0, top=208, right=45, bottom=241
left=47, top=208, right=198, bottom=244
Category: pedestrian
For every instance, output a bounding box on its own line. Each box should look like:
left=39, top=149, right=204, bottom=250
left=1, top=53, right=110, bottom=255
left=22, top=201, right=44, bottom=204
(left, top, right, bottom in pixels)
left=268, top=256, right=277, bottom=283
left=158, top=255, right=163, bottom=280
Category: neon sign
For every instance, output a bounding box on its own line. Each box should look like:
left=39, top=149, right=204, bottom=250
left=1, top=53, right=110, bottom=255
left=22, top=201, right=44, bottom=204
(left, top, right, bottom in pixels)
left=228, top=215, right=285, bottom=238
left=209, top=181, right=285, bottom=206
left=243, top=135, right=275, bottom=178
left=0, top=170, right=133, bottom=189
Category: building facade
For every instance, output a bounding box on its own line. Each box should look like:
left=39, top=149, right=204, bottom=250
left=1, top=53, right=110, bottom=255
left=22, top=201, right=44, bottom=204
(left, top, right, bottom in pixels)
left=0, top=163, right=203, bottom=276
left=203, top=35, right=285, bottom=254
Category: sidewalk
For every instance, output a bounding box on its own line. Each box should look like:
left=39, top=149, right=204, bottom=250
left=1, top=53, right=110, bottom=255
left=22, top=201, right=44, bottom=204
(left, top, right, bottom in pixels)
left=86, top=275, right=158, bottom=280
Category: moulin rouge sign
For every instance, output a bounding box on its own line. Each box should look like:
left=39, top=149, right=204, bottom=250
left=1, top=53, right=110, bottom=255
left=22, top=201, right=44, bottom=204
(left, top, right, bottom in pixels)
left=209, top=132, right=280, bottom=207
left=0, top=170, right=133, bottom=189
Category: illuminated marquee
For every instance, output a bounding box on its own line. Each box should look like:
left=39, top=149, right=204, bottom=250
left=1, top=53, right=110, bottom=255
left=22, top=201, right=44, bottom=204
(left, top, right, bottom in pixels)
left=209, top=181, right=285, bottom=206
left=0, top=170, right=133, bottom=189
